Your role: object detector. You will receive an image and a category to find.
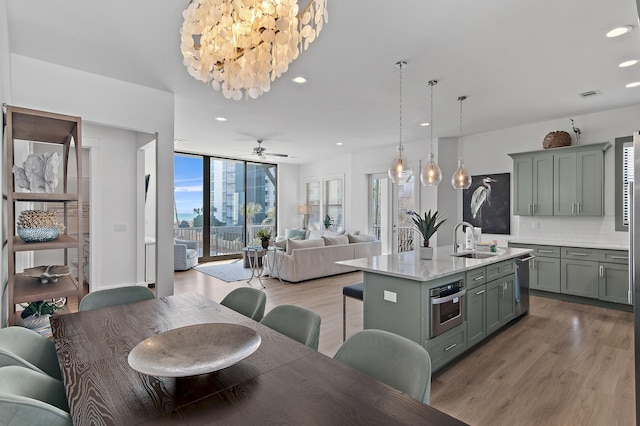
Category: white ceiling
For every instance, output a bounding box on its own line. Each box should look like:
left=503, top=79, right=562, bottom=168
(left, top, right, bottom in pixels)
left=6, top=0, right=640, bottom=164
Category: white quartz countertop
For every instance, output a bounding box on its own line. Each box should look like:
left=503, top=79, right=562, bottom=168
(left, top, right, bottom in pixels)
left=508, top=239, right=629, bottom=251
left=337, top=245, right=532, bottom=282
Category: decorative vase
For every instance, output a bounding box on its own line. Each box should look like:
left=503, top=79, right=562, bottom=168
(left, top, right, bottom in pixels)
left=21, top=314, right=51, bottom=330
left=419, top=246, right=433, bottom=260
left=17, top=227, right=60, bottom=243
left=261, top=240, right=269, bottom=249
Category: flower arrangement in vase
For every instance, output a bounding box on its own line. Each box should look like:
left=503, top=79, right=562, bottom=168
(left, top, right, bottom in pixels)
left=256, top=228, right=272, bottom=249
left=409, top=210, right=447, bottom=259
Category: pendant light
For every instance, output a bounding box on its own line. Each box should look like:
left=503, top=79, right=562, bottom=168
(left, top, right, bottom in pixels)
left=451, top=95, right=472, bottom=189
left=420, top=80, right=442, bottom=186
left=388, top=61, right=413, bottom=184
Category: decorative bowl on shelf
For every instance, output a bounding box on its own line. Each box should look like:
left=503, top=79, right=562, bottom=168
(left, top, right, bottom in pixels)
left=17, top=227, right=60, bottom=243
left=23, top=265, right=71, bottom=284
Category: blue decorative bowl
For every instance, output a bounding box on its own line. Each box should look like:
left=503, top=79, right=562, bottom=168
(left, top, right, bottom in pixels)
left=18, top=227, right=60, bottom=243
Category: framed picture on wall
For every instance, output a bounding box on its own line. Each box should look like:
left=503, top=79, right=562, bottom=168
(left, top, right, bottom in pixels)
left=462, top=172, right=510, bottom=235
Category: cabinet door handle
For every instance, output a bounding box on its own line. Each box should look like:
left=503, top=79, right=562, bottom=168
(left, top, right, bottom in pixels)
left=572, top=203, right=576, bottom=215
left=577, top=202, right=581, bottom=214
left=475, top=290, right=485, bottom=295
left=600, top=265, right=604, bottom=277
left=528, top=204, right=532, bottom=214
left=611, top=256, right=628, bottom=260
left=538, top=249, right=554, bottom=254
left=569, top=252, right=588, bottom=256
left=532, top=203, right=536, bottom=214
left=474, top=275, right=484, bottom=281
left=444, top=343, right=457, bottom=352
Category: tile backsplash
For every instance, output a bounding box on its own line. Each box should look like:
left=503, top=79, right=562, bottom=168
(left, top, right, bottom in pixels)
left=516, top=215, right=629, bottom=247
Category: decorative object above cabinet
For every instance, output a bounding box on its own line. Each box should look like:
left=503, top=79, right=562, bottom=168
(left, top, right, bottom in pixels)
left=509, top=142, right=610, bottom=217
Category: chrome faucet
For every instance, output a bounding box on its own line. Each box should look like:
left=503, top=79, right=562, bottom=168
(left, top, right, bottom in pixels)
left=452, top=221, right=476, bottom=253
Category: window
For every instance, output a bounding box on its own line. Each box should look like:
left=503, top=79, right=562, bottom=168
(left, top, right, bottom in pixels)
left=615, top=136, right=633, bottom=231
left=304, top=176, right=344, bottom=230
left=174, top=153, right=277, bottom=261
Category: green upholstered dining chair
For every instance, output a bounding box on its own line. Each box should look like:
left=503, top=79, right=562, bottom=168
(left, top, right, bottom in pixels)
left=260, top=305, right=321, bottom=350
left=333, top=329, right=432, bottom=404
left=220, top=287, right=267, bottom=322
left=79, top=285, right=155, bottom=312
left=0, top=326, right=62, bottom=380
left=0, top=365, right=72, bottom=426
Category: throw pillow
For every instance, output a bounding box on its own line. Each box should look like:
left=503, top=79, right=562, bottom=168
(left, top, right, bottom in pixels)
left=285, top=228, right=307, bottom=240
left=286, top=237, right=325, bottom=255
left=307, top=229, right=324, bottom=240
left=347, top=233, right=377, bottom=243
left=323, top=235, right=349, bottom=246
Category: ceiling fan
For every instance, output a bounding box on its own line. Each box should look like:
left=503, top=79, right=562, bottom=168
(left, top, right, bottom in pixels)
left=252, top=140, right=288, bottom=160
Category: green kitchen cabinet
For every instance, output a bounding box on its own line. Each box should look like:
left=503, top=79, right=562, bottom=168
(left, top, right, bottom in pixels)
left=554, top=146, right=606, bottom=216
left=510, top=153, right=554, bottom=216
left=531, top=256, right=561, bottom=292
left=486, top=275, right=515, bottom=336
left=560, top=258, right=599, bottom=298
left=599, top=262, right=630, bottom=305
left=466, top=284, right=487, bottom=348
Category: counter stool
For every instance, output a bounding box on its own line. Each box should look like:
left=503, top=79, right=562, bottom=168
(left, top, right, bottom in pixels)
left=342, top=282, right=364, bottom=341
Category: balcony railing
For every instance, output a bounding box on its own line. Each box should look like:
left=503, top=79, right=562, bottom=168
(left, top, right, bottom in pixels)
left=174, top=224, right=277, bottom=257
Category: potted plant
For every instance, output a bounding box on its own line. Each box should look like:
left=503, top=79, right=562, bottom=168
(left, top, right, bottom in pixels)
left=323, top=215, right=334, bottom=230
left=409, top=210, right=447, bottom=259
left=256, top=228, right=272, bottom=249
left=20, top=300, right=62, bottom=330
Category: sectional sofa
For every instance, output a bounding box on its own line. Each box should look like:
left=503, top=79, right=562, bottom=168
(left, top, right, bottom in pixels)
left=273, top=232, right=381, bottom=283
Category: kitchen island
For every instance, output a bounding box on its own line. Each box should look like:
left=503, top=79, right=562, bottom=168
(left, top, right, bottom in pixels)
left=338, top=245, right=532, bottom=371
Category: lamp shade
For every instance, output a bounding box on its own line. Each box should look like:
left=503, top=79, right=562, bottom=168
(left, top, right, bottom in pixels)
left=298, top=205, right=312, bottom=215
left=420, top=153, right=442, bottom=186
left=451, top=159, right=472, bottom=189
left=388, top=147, right=413, bottom=184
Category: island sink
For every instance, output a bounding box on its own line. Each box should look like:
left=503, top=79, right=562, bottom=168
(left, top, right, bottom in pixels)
left=451, top=252, right=496, bottom=259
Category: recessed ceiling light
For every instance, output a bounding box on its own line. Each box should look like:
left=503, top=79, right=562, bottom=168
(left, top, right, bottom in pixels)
left=292, top=76, right=307, bottom=84
left=214, top=117, right=227, bottom=121
left=626, top=82, right=640, bottom=88
left=619, top=59, right=639, bottom=68
left=336, top=142, right=343, bottom=146
left=174, top=138, right=187, bottom=144
left=420, top=122, right=430, bottom=127
left=606, top=25, right=633, bottom=37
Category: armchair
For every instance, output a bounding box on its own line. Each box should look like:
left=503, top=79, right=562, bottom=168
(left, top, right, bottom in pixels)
left=174, top=238, right=199, bottom=271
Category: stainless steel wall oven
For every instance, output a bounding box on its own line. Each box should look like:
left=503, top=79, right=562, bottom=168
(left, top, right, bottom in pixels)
left=430, top=280, right=466, bottom=338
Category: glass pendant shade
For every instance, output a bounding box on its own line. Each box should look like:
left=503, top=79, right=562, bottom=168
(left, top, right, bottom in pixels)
left=452, top=159, right=472, bottom=189
left=389, top=146, right=413, bottom=184
left=421, top=153, right=442, bottom=186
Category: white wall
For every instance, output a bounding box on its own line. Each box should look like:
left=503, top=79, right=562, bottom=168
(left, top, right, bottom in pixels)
left=276, top=163, right=300, bottom=231
left=10, top=54, right=175, bottom=297
left=0, top=0, right=11, bottom=326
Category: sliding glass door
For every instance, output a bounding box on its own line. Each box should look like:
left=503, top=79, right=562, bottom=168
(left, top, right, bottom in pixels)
left=174, top=153, right=277, bottom=262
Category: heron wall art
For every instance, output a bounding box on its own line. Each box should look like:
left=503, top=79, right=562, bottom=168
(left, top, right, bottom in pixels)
left=462, top=172, right=511, bottom=234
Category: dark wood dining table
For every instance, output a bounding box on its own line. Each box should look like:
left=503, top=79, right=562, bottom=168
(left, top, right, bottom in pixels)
left=51, top=293, right=467, bottom=425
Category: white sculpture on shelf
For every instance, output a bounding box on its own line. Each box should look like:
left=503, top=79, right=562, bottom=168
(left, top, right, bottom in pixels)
left=12, top=152, right=61, bottom=193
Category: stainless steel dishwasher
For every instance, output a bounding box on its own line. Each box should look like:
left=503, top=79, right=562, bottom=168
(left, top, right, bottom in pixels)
left=515, top=255, right=535, bottom=317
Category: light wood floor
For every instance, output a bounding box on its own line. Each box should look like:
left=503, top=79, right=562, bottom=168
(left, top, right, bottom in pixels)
left=68, top=263, right=635, bottom=425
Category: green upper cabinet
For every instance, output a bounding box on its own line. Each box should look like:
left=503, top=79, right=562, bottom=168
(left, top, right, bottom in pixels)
left=511, top=153, right=553, bottom=215
left=510, top=142, right=610, bottom=217
left=554, top=148, right=605, bottom=216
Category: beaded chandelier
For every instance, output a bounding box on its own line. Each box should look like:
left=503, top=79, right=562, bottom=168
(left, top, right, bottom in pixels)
left=180, top=0, right=328, bottom=100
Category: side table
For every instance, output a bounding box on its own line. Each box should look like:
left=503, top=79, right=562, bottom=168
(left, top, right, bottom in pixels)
left=264, top=246, right=285, bottom=284
left=245, top=246, right=266, bottom=288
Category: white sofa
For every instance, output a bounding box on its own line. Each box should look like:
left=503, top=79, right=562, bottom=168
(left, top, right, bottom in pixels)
left=274, top=236, right=381, bottom=283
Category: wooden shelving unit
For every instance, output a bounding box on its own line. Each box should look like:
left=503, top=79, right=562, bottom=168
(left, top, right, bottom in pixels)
left=5, top=105, right=83, bottom=326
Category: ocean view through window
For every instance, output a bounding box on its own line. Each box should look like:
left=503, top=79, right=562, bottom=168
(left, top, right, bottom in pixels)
left=174, top=153, right=277, bottom=262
